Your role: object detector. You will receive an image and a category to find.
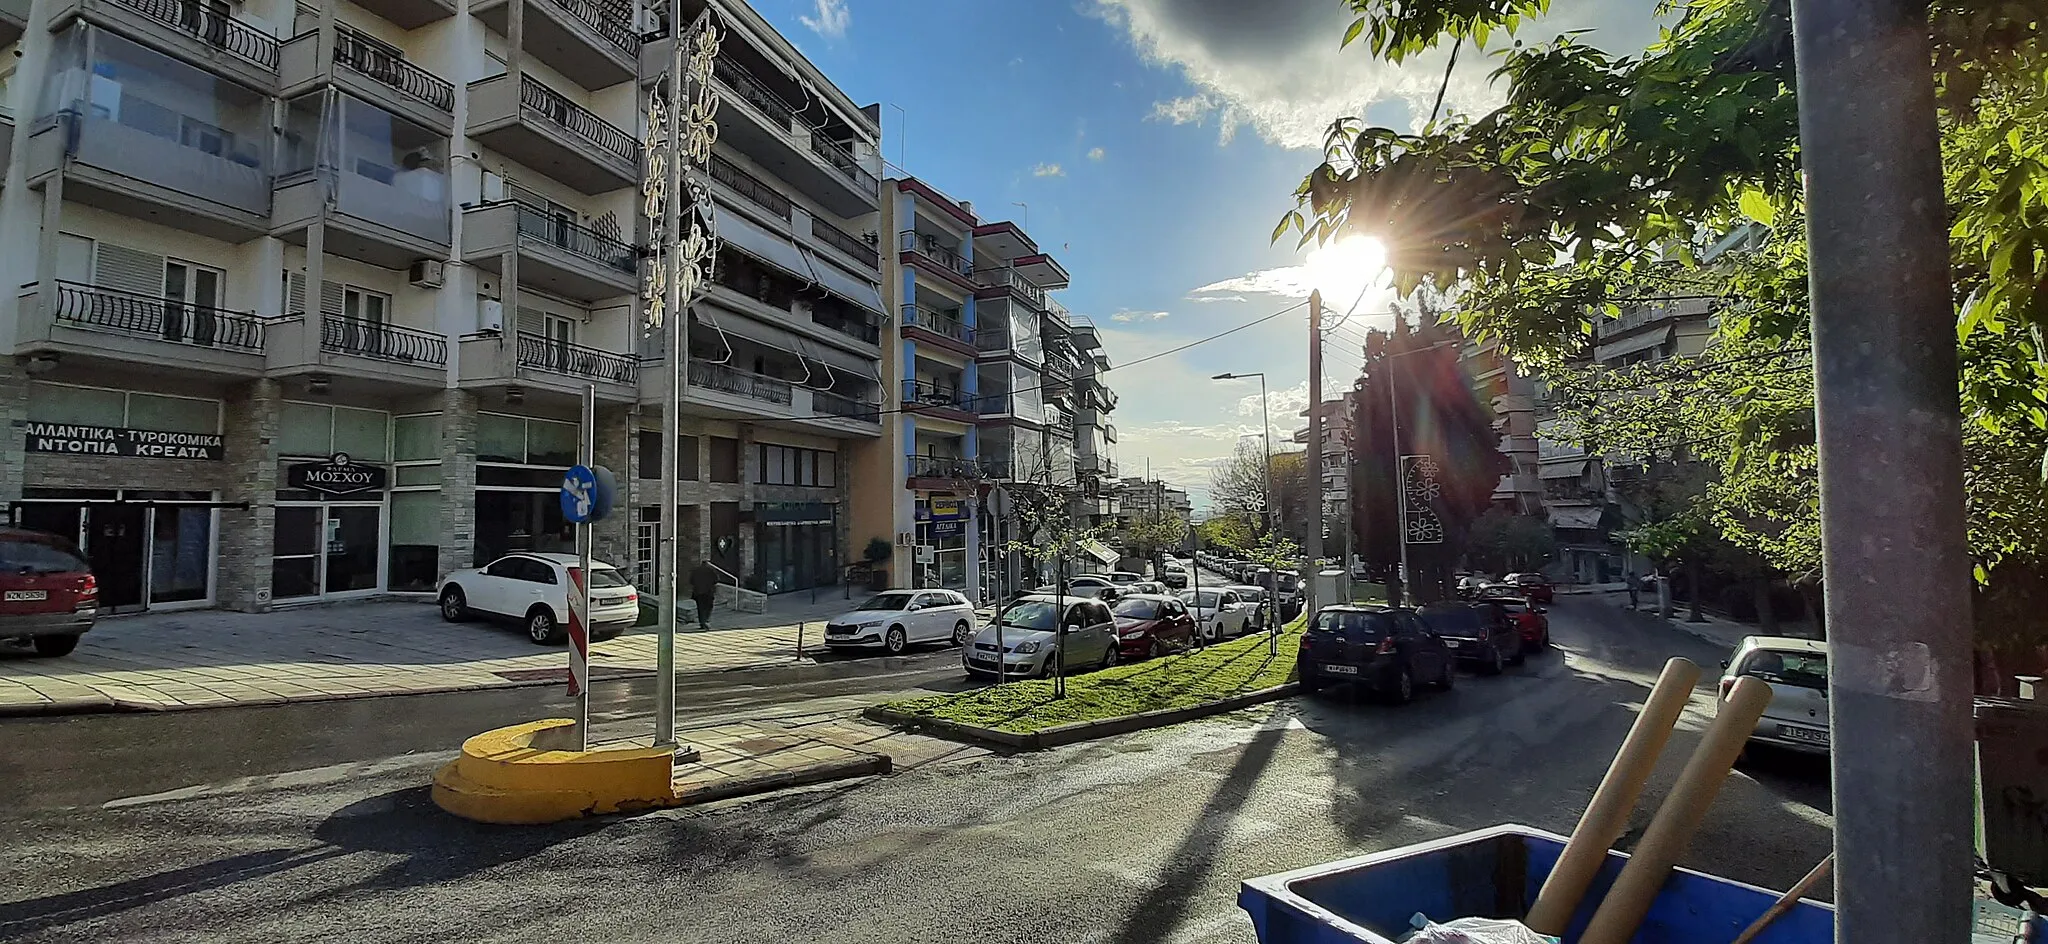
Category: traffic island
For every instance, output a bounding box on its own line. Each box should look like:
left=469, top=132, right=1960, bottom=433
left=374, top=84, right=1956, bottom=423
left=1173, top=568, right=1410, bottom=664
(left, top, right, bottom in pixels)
left=868, top=620, right=1305, bottom=750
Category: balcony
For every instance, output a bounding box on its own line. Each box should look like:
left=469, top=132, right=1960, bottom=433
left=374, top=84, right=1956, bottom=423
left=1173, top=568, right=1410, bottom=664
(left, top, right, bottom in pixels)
left=902, top=378, right=977, bottom=423
left=278, top=29, right=455, bottom=135
left=466, top=74, right=636, bottom=195
left=0, top=0, right=22, bottom=47
left=349, top=0, right=454, bottom=29
left=267, top=315, right=448, bottom=389
left=27, top=111, right=273, bottom=242
left=813, top=302, right=880, bottom=345
left=811, top=216, right=879, bottom=270
left=709, top=152, right=792, bottom=221
left=898, top=231, right=976, bottom=290
left=458, top=331, right=638, bottom=401
left=471, top=0, right=637, bottom=90
left=51, top=0, right=279, bottom=92
left=900, top=304, right=976, bottom=358
left=812, top=388, right=880, bottom=423
left=1078, top=454, right=1118, bottom=478
left=464, top=202, right=638, bottom=302
left=14, top=281, right=267, bottom=377
left=682, top=52, right=878, bottom=215
left=974, top=392, right=1045, bottom=430
left=973, top=266, right=1047, bottom=310
left=689, top=357, right=793, bottom=405
left=905, top=454, right=984, bottom=484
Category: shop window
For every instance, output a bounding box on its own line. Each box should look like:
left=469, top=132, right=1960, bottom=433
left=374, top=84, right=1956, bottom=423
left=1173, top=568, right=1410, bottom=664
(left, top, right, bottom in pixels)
left=478, top=413, right=526, bottom=463
left=28, top=383, right=220, bottom=432
left=127, top=393, right=218, bottom=434
left=392, top=414, right=441, bottom=462
left=279, top=402, right=390, bottom=460
left=526, top=419, right=576, bottom=466
left=395, top=466, right=443, bottom=487
left=759, top=444, right=836, bottom=487
left=279, top=402, right=332, bottom=456
left=387, top=490, right=440, bottom=592
left=333, top=406, right=389, bottom=461
left=709, top=437, right=740, bottom=483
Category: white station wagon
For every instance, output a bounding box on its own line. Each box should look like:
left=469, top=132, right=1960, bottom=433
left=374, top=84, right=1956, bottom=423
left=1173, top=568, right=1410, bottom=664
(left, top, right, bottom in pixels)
left=439, top=553, right=640, bottom=644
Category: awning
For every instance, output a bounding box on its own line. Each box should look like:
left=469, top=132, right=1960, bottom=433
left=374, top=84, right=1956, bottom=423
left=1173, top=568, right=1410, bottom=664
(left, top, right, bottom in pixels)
left=1594, top=324, right=1675, bottom=362
left=1549, top=504, right=1604, bottom=530
left=796, top=334, right=880, bottom=377
left=695, top=305, right=803, bottom=358
left=713, top=202, right=808, bottom=279
left=1540, top=458, right=1589, bottom=481
left=1079, top=538, right=1118, bottom=566
left=801, top=248, right=886, bottom=316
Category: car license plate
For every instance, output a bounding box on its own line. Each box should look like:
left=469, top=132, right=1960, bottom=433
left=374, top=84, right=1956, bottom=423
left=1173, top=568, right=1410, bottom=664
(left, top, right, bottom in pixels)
left=1322, top=663, right=1358, bottom=675
left=1442, top=639, right=1460, bottom=648
left=4, top=590, right=48, bottom=602
left=1780, top=725, right=1829, bottom=745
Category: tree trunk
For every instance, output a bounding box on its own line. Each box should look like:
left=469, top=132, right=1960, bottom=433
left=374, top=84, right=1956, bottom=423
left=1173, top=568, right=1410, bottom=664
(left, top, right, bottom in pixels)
left=1685, top=558, right=1704, bottom=622
left=1753, top=579, right=1779, bottom=633
left=1797, top=580, right=1827, bottom=639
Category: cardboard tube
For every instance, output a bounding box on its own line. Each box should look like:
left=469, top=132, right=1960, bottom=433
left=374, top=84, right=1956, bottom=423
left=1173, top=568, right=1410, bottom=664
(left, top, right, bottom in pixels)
left=1578, top=675, right=1774, bottom=944
left=1525, top=657, right=1703, bottom=936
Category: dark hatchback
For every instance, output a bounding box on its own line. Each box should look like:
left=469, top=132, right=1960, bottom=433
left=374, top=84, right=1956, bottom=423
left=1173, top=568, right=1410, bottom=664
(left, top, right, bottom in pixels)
left=1297, top=605, right=1453, bottom=704
left=1416, top=602, right=1525, bottom=675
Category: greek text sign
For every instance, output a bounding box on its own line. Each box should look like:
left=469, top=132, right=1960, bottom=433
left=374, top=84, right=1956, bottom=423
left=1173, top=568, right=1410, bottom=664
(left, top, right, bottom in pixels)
left=288, top=454, right=388, bottom=496
left=25, top=422, right=224, bottom=461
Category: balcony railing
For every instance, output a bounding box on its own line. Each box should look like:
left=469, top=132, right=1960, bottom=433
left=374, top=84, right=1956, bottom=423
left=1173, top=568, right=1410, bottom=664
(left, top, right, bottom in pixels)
left=809, top=128, right=878, bottom=193
left=114, top=0, right=279, bottom=70
left=709, top=153, right=792, bottom=220
left=714, top=55, right=797, bottom=130
left=516, top=332, right=637, bottom=383
left=336, top=27, right=453, bottom=111
left=520, top=75, right=634, bottom=165
left=540, top=0, right=639, bottom=56
left=515, top=203, right=636, bottom=273
left=813, top=389, right=879, bottom=420
left=1041, top=353, right=1074, bottom=382
left=53, top=281, right=266, bottom=352
left=897, top=231, right=973, bottom=277
left=811, top=216, right=877, bottom=267
left=902, top=378, right=974, bottom=412
left=321, top=316, right=448, bottom=365
left=814, top=306, right=879, bottom=344
left=974, top=266, right=1046, bottom=309
left=900, top=305, right=972, bottom=346
left=906, top=455, right=983, bottom=480
left=689, top=358, right=792, bottom=404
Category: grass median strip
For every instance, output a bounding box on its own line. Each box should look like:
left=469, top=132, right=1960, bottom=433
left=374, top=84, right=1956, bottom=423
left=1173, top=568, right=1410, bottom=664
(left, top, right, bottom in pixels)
left=881, top=618, right=1307, bottom=735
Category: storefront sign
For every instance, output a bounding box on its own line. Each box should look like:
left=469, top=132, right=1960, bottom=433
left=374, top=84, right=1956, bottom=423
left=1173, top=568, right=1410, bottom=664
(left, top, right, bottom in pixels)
left=287, top=453, right=388, bottom=496
left=25, top=422, right=223, bottom=461
left=929, top=496, right=965, bottom=520
left=930, top=520, right=966, bottom=538
left=760, top=502, right=833, bottom=526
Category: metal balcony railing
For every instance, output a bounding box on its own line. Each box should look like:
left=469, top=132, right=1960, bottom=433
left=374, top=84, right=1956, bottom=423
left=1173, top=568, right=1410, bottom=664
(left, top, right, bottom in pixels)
left=689, top=358, right=792, bottom=404
left=709, top=153, right=791, bottom=220
left=811, top=216, right=877, bottom=267
left=900, top=304, right=972, bottom=345
left=514, top=203, right=636, bottom=273
left=520, top=75, right=634, bottom=165
left=897, top=231, right=972, bottom=277
left=336, top=27, right=453, bottom=111
left=809, top=128, right=878, bottom=192
left=974, top=266, right=1046, bottom=309
left=538, top=0, right=639, bottom=56
left=902, top=378, right=974, bottom=411
left=813, top=304, right=879, bottom=344
left=516, top=332, right=637, bottom=382
left=906, top=454, right=983, bottom=480
left=713, top=55, right=797, bottom=130
left=322, top=316, right=447, bottom=365
left=114, top=0, right=278, bottom=70
left=53, top=281, right=266, bottom=352
left=813, top=389, right=879, bottom=420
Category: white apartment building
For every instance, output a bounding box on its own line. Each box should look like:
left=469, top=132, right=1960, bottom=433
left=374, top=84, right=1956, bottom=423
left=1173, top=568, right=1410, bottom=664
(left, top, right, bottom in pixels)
left=0, top=0, right=883, bottom=612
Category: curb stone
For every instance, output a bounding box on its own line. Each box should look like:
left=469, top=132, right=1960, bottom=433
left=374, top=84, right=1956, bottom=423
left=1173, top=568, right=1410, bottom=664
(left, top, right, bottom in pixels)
left=864, top=682, right=1301, bottom=750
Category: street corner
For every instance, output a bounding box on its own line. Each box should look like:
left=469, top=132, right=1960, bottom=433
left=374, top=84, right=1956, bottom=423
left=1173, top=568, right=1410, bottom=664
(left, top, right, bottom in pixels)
left=432, top=719, right=683, bottom=825
left=667, top=720, right=894, bottom=805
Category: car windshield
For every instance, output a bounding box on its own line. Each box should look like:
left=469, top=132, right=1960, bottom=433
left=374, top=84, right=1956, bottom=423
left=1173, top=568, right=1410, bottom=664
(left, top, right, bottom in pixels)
left=858, top=592, right=915, bottom=611
left=0, top=539, right=89, bottom=575
left=1236, top=587, right=1266, bottom=603
left=1740, top=649, right=1829, bottom=690
left=1113, top=598, right=1164, bottom=620
left=997, top=601, right=1060, bottom=631
left=1275, top=574, right=1298, bottom=591
left=1418, top=605, right=1483, bottom=635
left=1182, top=590, right=1223, bottom=608
left=587, top=567, right=631, bottom=589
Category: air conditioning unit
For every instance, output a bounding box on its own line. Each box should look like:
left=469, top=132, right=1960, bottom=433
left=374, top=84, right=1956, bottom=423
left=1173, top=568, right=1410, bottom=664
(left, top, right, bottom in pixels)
left=479, top=299, right=504, bottom=333
left=632, top=5, right=662, bottom=39
left=481, top=172, right=506, bottom=204
left=408, top=259, right=444, bottom=288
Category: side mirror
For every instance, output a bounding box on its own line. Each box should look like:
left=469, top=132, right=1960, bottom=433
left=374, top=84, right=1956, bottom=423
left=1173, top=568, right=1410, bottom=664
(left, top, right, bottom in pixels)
left=1719, top=659, right=1730, bottom=669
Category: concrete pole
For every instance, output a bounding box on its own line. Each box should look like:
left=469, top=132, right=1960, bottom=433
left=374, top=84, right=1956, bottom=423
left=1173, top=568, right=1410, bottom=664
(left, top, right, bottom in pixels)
left=1305, top=290, right=1324, bottom=624
left=1389, top=354, right=1408, bottom=606
left=1790, top=1, right=1974, bottom=940
left=653, top=0, right=690, bottom=747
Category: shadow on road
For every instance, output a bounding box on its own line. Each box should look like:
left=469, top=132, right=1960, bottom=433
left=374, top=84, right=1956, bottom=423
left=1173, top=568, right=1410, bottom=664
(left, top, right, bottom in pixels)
left=0, top=846, right=350, bottom=938
left=299, top=786, right=606, bottom=901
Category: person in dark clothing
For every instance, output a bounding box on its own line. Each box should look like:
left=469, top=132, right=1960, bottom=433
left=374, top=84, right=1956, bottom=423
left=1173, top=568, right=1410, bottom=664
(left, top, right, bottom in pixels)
left=689, top=561, right=719, bottom=630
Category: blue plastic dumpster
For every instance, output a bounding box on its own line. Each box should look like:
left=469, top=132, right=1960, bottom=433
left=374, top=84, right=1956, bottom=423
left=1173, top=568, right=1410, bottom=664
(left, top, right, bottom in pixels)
left=1239, top=824, right=1835, bottom=944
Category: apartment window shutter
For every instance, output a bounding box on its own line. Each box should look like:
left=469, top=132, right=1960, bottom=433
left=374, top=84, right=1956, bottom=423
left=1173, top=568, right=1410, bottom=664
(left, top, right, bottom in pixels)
left=320, top=280, right=344, bottom=316
left=517, top=308, right=545, bottom=334
left=284, top=271, right=306, bottom=313
left=94, top=244, right=164, bottom=297
left=508, top=182, right=550, bottom=210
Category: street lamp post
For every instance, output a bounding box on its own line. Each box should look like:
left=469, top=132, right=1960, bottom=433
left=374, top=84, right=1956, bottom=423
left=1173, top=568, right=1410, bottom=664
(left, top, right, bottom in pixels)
left=1213, top=371, right=1273, bottom=632
left=1380, top=340, right=1458, bottom=606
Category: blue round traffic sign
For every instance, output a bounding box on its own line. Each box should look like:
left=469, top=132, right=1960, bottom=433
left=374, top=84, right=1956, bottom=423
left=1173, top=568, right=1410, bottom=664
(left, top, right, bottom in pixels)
left=561, top=465, right=615, bottom=524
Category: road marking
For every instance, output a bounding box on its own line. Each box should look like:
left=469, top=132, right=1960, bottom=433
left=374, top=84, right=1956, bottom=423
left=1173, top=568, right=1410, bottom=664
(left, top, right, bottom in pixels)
left=102, top=754, right=447, bottom=809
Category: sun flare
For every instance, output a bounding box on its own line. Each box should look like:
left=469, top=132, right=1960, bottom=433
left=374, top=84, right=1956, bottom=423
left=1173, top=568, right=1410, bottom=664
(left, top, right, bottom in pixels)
left=1303, top=236, right=1391, bottom=311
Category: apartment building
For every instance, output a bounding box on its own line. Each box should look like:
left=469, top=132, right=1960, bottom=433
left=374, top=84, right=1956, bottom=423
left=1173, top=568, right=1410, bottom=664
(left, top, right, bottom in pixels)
left=1458, top=336, right=1543, bottom=514
left=1069, top=318, right=1117, bottom=532
left=0, top=0, right=883, bottom=612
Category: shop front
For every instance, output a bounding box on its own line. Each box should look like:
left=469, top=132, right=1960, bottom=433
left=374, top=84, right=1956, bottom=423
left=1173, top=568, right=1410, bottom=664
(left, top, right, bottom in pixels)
left=755, top=501, right=838, bottom=593
left=914, top=494, right=971, bottom=592
left=473, top=412, right=579, bottom=564
left=273, top=453, right=390, bottom=602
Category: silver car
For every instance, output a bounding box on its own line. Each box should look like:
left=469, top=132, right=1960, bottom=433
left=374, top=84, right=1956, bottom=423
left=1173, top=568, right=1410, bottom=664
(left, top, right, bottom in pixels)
left=964, top=594, right=1120, bottom=679
left=1719, top=635, right=1830, bottom=754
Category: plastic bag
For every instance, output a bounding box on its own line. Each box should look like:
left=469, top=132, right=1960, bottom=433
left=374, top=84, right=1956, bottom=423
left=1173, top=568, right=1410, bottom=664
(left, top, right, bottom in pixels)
left=1402, top=913, right=1559, bottom=944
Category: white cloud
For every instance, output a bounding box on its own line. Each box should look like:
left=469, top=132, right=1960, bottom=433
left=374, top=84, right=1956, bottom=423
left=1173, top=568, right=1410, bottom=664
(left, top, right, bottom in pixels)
left=1187, top=293, right=1246, bottom=304
left=1093, top=0, right=1666, bottom=149
left=1191, top=265, right=1316, bottom=299
left=1032, top=162, right=1066, bottom=177
left=1088, top=146, right=1107, bottom=161
left=1111, top=309, right=1171, bottom=323
left=1236, top=380, right=1310, bottom=422
left=799, top=0, right=850, bottom=39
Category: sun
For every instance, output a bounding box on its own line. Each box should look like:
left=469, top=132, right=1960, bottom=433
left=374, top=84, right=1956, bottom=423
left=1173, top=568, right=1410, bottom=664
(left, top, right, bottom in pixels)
left=1303, top=236, right=1391, bottom=310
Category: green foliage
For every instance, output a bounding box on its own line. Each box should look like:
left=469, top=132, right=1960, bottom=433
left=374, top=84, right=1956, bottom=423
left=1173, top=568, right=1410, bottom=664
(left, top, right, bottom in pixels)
left=1123, top=510, right=1190, bottom=562
left=863, top=537, right=892, bottom=563
left=1196, top=515, right=1255, bottom=552
left=1465, top=508, right=1557, bottom=572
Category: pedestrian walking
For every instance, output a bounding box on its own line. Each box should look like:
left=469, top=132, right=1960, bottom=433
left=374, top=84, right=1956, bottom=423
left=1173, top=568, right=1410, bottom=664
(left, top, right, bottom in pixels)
left=689, top=560, right=719, bottom=630
left=1627, top=573, right=1641, bottom=611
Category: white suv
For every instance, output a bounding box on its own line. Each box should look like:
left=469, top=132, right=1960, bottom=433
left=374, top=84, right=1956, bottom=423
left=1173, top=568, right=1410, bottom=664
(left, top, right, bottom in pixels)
left=439, top=553, right=640, bottom=644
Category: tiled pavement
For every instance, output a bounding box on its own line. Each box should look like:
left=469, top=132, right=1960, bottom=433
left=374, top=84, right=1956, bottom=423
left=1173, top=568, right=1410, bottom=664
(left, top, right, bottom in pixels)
left=665, top=713, right=986, bottom=801
left=0, top=595, right=882, bottom=715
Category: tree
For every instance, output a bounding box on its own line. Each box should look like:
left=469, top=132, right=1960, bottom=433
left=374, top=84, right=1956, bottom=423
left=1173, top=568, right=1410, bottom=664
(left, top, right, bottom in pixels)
left=1208, top=442, right=1315, bottom=545
left=1123, top=509, right=1190, bottom=573
left=1465, top=508, right=1556, bottom=575
left=996, top=464, right=1113, bottom=699
left=1195, top=514, right=1255, bottom=553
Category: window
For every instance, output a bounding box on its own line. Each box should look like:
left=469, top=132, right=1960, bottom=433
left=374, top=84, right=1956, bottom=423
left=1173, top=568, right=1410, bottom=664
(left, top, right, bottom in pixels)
left=637, top=431, right=660, bottom=479
left=29, top=383, right=220, bottom=433
left=484, top=558, right=522, bottom=578
left=477, top=414, right=576, bottom=466
left=279, top=402, right=390, bottom=460
left=709, top=436, right=740, bottom=483
left=517, top=559, right=559, bottom=584
left=758, top=443, right=838, bottom=487
left=680, top=435, right=700, bottom=480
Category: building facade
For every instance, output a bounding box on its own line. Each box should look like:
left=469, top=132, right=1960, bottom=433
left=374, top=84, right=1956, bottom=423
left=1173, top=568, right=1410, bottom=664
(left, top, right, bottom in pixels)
left=0, top=0, right=884, bottom=612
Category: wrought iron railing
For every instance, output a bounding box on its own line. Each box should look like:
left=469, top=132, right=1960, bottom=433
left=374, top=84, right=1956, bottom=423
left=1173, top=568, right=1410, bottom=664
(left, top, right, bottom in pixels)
left=689, top=358, right=792, bottom=404
left=906, top=454, right=983, bottom=480
left=897, top=231, right=973, bottom=277
left=713, top=55, right=796, bottom=129
left=52, top=281, right=266, bottom=352
left=321, top=315, right=447, bottom=365
left=811, top=216, right=877, bottom=267
left=709, top=153, right=791, bottom=220
left=514, top=203, right=636, bottom=273
left=335, top=28, right=454, bottom=112
left=114, top=0, right=278, bottom=70
left=519, top=75, right=634, bottom=165
left=808, top=128, right=878, bottom=192
left=536, top=0, right=639, bottom=56
left=813, top=303, right=879, bottom=344
left=516, top=332, right=637, bottom=382
left=902, top=378, right=974, bottom=411
left=974, top=266, right=1047, bottom=309
left=900, top=304, right=972, bottom=345
left=813, top=389, right=878, bottom=420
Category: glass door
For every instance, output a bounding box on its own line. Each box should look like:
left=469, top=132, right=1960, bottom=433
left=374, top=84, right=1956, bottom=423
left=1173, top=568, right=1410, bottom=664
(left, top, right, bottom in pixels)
left=163, top=260, right=223, bottom=346
left=273, top=506, right=322, bottom=600
left=324, top=505, right=383, bottom=595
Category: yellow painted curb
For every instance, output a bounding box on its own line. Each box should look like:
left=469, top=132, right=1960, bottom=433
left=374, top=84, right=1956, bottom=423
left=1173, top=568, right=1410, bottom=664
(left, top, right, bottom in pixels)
left=431, top=719, right=679, bottom=825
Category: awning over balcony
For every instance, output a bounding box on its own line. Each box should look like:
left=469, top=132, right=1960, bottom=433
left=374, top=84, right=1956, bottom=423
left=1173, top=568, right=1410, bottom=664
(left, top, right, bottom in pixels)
left=696, top=308, right=803, bottom=359
left=1079, top=538, right=1118, bottom=566
left=1548, top=504, right=1605, bottom=530
left=796, top=334, right=880, bottom=378
left=802, top=249, right=885, bottom=316
left=714, top=203, right=809, bottom=279
left=1594, top=323, right=1675, bottom=362
left=1540, top=458, right=1590, bottom=480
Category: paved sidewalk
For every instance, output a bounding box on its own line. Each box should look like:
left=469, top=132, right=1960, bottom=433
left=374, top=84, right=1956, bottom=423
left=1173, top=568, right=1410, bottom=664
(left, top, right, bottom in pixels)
left=666, top=712, right=987, bottom=803
left=1589, top=587, right=1760, bottom=650
left=0, top=595, right=877, bottom=716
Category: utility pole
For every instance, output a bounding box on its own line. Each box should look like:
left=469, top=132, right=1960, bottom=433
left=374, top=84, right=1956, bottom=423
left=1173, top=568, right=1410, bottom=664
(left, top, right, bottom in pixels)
left=1790, top=1, right=1973, bottom=941
left=1388, top=348, right=1408, bottom=607
left=1305, top=290, right=1324, bottom=622
left=652, top=0, right=689, bottom=747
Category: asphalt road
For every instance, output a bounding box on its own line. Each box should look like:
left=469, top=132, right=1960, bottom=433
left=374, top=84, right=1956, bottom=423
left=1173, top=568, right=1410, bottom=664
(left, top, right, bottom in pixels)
left=0, top=594, right=1832, bottom=944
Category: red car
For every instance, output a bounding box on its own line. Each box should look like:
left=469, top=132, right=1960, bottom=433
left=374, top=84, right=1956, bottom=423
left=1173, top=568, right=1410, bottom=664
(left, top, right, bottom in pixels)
left=1110, top=594, right=1198, bottom=660
left=1505, top=572, right=1555, bottom=604
left=1477, top=589, right=1550, bottom=652
left=0, top=528, right=99, bottom=657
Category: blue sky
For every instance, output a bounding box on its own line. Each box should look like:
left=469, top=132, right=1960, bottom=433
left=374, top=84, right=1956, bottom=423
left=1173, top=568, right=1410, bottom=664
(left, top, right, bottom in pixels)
left=757, top=0, right=1662, bottom=511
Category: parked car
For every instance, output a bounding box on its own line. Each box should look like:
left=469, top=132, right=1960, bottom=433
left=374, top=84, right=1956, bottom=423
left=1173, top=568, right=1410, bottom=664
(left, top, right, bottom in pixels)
left=1107, top=571, right=1145, bottom=585
left=1297, top=605, right=1454, bottom=704
left=1416, top=602, right=1524, bottom=675
left=1455, top=573, right=1495, bottom=599
left=1720, top=636, right=1831, bottom=755
left=1179, top=586, right=1256, bottom=641
left=1162, top=560, right=1187, bottom=574
left=1470, top=589, right=1551, bottom=652
left=1228, top=584, right=1272, bottom=628
left=1503, top=572, right=1555, bottom=603
left=439, top=553, right=639, bottom=644
left=1261, top=570, right=1303, bottom=620
left=1110, top=593, right=1198, bottom=660
left=0, top=528, right=99, bottom=658
left=965, top=594, right=1120, bottom=679
left=824, top=589, right=978, bottom=653
left=1054, top=574, right=1123, bottom=601
left=1125, top=580, right=1170, bottom=597
left=1160, top=570, right=1189, bottom=590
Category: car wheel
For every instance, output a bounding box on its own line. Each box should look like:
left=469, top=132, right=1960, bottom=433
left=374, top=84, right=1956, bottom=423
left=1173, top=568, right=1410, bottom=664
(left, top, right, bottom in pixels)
left=31, top=635, right=78, bottom=658
left=884, top=626, right=907, bottom=655
left=439, top=587, right=468, bottom=622
left=952, top=620, right=972, bottom=647
left=1100, top=642, right=1119, bottom=671
left=1148, top=638, right=1166, bottom=660
left=1481, top=646, right=1505, bottom=676
left=526, top=607, right=565, bottom=645
left=1509, top=639, right=1528, bottom=666
left=1434, top=658, right=1455, bottom=691
left=1386, top=665, right=1415, bottom=705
